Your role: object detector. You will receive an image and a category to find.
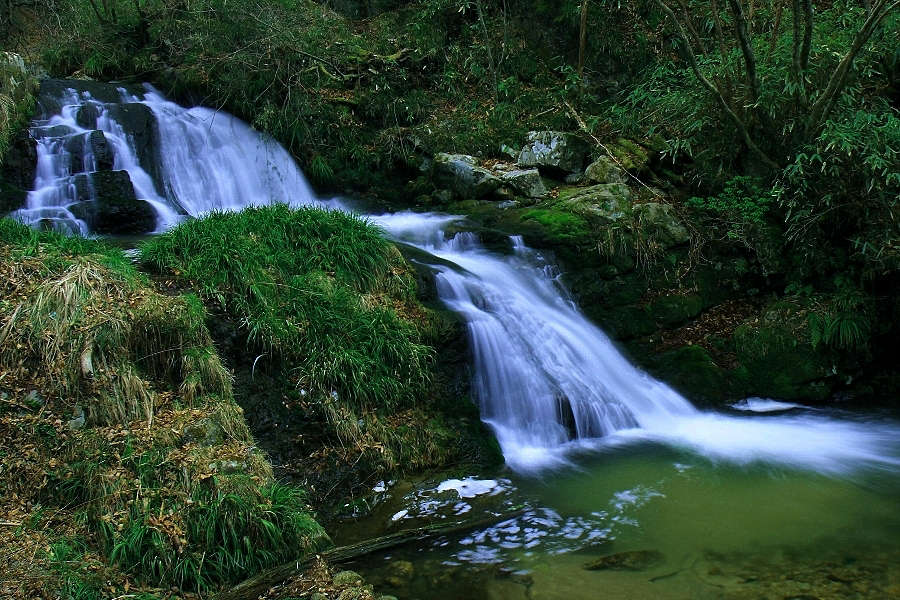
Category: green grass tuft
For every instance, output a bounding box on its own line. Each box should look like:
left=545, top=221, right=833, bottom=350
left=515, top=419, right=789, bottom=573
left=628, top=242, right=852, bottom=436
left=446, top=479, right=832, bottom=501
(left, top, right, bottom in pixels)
left=140, top=204, right=432, bottom=416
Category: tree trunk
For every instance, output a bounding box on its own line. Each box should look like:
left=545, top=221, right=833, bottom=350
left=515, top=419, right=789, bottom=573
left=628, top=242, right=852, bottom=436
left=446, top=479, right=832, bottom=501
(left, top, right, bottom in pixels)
left=577, top=0, right=588, bottom=78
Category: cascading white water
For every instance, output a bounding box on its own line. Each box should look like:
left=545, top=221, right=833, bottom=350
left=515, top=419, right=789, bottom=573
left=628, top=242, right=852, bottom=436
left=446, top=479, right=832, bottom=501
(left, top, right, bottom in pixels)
left=376, top=212, right=900, bottom=474
left=13, top=83, right=320, bottom=233
left=13, top=83, right=900, bottom=476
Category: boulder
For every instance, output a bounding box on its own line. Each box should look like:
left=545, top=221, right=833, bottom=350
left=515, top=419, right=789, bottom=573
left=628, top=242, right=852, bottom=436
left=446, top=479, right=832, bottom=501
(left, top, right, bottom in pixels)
left=561, top=183, right=632, bottom=223
left=584, top=156, right=625, bottom=184
left=633, top=202, right=689, bottom=247
left=517, top=131, right=590, bottom=174
left=432, top=153, right=500, bottom=199
left=500, top=168, right=546, bottom=198
left=69, top=170, right=156, bottom=234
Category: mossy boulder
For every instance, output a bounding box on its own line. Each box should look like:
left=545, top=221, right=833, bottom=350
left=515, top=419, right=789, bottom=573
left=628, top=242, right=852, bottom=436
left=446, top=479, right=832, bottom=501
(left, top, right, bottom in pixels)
left=584, top=156, right=626, bottom=184
left=633, top=202, right=690, bottom=248
left=560, top=183, right=632, bottom=223
left=640, top=344, right=732, bottom=404
left=432, top=153, right=500, bottom=199
left=517, top=131, right=590, bottom=174
left=609, top=138, right=651, bottom=172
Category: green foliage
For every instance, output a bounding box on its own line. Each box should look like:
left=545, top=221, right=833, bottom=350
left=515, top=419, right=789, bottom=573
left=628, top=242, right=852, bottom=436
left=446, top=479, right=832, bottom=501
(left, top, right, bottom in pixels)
left=688, top=176, right=773, bottom=240
left=521, top=208, right=592, bottom=245
left=808, top=278, right=872, bottom=352
left=140, top=205, right=431, bottom=415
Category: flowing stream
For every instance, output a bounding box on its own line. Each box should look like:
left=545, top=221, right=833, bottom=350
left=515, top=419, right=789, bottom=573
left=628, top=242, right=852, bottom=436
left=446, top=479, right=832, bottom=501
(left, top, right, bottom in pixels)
left=13, top=82, right=900, bottom=599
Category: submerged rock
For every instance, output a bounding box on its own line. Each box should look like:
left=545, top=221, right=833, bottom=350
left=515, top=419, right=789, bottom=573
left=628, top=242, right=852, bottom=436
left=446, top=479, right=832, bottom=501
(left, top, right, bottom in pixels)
left=517, top=131, right=590, bottom=174
left=432, top=153, right=500, bottom=199
left=583, top=549, right=664, bottom=571
left=333, top=570, right=365, bottom=586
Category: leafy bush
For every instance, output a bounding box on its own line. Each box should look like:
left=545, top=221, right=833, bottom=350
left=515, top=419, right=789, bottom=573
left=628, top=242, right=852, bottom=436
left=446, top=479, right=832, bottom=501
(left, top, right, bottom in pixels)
left=688, top=176, right=774, bottom=241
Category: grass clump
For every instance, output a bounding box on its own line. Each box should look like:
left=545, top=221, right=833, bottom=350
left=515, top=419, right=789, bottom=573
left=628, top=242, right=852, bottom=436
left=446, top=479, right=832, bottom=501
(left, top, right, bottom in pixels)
left=0, top=217, right=327, bottom=594
left=140, top=204, right=432, bottom=415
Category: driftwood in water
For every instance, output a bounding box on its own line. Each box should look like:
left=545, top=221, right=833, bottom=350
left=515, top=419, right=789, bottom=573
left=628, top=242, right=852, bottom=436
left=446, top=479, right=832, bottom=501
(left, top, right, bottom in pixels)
left=216, top=509, right=526, bottom=600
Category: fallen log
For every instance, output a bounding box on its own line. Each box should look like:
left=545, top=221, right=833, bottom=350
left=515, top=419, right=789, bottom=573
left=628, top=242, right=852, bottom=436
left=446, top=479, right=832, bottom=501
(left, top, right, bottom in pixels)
left=216, top=508, right=526, bottom=600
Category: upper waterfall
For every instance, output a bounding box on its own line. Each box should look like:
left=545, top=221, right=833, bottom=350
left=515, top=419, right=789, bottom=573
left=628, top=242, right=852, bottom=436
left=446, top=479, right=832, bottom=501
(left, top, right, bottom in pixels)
left=12, top=80, right=320, bottom=234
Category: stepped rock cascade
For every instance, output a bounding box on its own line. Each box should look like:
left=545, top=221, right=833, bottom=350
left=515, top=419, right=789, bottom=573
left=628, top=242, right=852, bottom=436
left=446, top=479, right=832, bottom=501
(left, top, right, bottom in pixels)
left=14, top=82, right=900, bottom=475
left=12, top=81, right=319, bottom=234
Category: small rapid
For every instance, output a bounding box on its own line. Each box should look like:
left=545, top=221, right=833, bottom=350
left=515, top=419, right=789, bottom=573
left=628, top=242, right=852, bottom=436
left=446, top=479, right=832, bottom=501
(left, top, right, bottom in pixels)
left=13, top=82, right=900, bottom=478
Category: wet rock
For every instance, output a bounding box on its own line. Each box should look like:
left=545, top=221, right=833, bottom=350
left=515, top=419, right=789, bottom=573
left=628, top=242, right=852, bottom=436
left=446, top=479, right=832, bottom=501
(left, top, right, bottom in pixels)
left=584, top=156, right=625, bottom=184
left=333, top=570, right=364, bottom=586
left=500, top=168, right=546, bottom=198
left=64, top=130, right=114, bottom=174
left=432, top=153, right=500, bottom=199
left=89, top=130, right=114, bottom=170
left=583, top=549, right=664, bottom=571
left=75, top=103, right=101, bottom=129
left=69, top=170, right=156, bottom=234
left=517, top=131, right=590, bottom=174
left=105, top=103, right=161, bottom=189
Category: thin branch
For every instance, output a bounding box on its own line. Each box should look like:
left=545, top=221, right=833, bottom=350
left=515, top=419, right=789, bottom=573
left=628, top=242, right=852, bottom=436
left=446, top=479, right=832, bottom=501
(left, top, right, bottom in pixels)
left=654, top=0, right=779, bottom=169
left=675, top=0, right=708, bottom=54
left=563, top=100, right=663, bottom=197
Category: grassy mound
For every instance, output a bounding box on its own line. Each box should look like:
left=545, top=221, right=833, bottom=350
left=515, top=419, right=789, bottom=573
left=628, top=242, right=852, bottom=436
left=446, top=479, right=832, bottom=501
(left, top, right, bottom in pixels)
left=0, top=218, right=327, bottom=596
left=140, top=205, right=499, bottom=487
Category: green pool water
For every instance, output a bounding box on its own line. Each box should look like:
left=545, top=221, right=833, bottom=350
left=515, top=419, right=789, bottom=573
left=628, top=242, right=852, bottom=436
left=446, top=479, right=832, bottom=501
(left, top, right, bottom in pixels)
left=336, top=440, right=900, bottom=599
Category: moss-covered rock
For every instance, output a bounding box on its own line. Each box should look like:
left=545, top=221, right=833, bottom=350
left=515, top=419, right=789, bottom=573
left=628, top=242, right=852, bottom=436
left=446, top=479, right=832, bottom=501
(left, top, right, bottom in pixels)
left=584, top=156, right=626, bottom=184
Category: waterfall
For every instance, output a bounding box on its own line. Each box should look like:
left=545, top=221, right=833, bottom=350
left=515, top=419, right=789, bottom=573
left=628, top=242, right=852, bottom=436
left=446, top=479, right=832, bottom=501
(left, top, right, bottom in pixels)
left=13, top=82, right=900, bottom=475
left=12, top=82, right=319, bottom=234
